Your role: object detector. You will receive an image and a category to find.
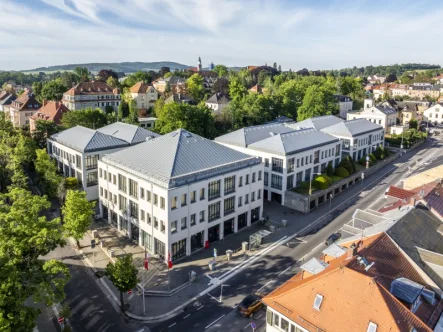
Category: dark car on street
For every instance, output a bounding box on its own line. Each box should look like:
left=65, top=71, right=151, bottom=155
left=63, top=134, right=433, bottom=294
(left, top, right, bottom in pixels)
left=237, top=293, right=264, bottom=317
left=325, top=232, right=341, bottom=246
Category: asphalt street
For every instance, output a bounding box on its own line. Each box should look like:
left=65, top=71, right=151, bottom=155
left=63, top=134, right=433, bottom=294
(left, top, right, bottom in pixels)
left=150, top=137, right=442, bottom=332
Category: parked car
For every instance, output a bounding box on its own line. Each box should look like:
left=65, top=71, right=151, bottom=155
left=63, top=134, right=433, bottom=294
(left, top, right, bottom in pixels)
left=237, top=293, right=264, bottom=317
left=325, top=232, right=341, bottom=246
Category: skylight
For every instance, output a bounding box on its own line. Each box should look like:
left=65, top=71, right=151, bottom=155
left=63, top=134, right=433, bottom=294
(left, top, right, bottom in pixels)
left=367, top=321, right=377, bottom=332
left=313, top=294, right=323, bottom=311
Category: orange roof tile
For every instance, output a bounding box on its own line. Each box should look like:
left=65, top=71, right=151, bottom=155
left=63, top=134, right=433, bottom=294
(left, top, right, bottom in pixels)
left=30, top=101, right=69, bottom=124
left=263, top=233, right=440, bottom=332
left=386, top=186, right=416, bottom=200
left=64, top=81, right=117, bottom=96
left=129, top=81, right=152, bottom=94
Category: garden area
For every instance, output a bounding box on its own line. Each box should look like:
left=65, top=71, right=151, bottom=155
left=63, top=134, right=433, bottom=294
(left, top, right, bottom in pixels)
left=385, top=128, right=427, bottom=148
left=292, top=145, right=391, bottom=195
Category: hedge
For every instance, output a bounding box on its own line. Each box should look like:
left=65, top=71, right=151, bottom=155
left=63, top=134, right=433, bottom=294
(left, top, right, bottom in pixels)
left=339, top=157, right=354, bottom=175
left=313, top=174, right=332, bottom=190
left=326, top=162, right=334, bottom=176
left=335, top=167, right=350, bottom=178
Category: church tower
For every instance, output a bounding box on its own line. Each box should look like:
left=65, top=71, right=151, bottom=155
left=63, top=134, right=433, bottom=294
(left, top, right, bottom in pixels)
left=198, top=56, right=202, bottom=72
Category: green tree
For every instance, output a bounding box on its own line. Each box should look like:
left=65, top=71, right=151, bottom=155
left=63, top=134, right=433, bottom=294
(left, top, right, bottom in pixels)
left=164, top=72, right=173, bottom=78
left=105, top=254, right=139, bottom=311
left=118, top=100, right=129, bottom=120
left=213, top=65, right=228, bottom=77
left=40, top=79, right=67, bottom=102
left=186, top=74, right=205, bottom=102
left=73, top=67, right=90, bottom=82
left=121, top=71, right=151, bottom=88
left=125, top=99, right=139, bottom=125
left=409, top=118, right=418, bottom=129
left=106, top=76, right=118, bottom=89
left=32, top=119, right=60, bottom=148
left=32, top=82, right=43, bottom=100
left=35, top=148, right=62, bottom=197
left=62, top=190, right=95, bottom=248
left=61, top=107, right=108, bottom=129
left=0, top=188, right=70, bottom=331
left=155, top=102, right=216, bottom=138
left=228, top=78, right=247, bottom=102
left=297, top=85, right=338, bottom=121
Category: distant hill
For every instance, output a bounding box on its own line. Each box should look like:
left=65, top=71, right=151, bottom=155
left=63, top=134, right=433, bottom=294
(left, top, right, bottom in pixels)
left=22, top=61, right=190, bottom=74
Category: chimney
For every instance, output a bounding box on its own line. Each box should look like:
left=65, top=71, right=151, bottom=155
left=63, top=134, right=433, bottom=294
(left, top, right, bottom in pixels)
left=43, top=99, right=47, bottom=107
left=347, top=243, right=358, bottom=258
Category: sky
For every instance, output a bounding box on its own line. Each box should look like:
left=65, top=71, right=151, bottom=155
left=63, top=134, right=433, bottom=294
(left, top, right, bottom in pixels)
left=1, top=0, right=442, bottom=71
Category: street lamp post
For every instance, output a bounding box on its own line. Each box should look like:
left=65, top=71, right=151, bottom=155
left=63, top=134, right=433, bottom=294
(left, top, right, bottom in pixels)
left=329, top=193, right=334, bottom=210
left=400, top=130, right=404, bottom=156
left=309, top=172, right=323, bottom=195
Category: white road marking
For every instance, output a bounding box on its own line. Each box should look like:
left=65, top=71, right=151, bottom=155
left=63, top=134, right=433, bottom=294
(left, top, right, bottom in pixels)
left=205, top=274, right=213, bottom=280
left=205, top=314, right=225, bottom=329
left=207, top=293, right=221, bottom=303
left=244, top=323, right=251, bottom=329
left=256, top=313, right=263, bottom=319
left=233, top=304, right=238, bottom=308
left=278, top=266, right=291, bottom=276
left=197, top=305, right=205, bottom=310
left=183, top=314, right=191, bottom=319
left=168, top=322, right=176, bottom=328
left=257, top=280, right=273, bottom=292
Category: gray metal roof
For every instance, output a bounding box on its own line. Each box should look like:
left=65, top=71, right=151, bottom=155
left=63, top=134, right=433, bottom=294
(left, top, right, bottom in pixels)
left=214, top=123, right=294, bottom=147
left=321, top=119, right=383, bottom=138
left=101, top=129, right=261, bottom=189
left=206, top=92, right=230, bottom=104
left=390, top=277, right=423, bottom=304
left=288, top=115, right=344, bottom=130
left=374, top=105, right=397, bottom=115
left=248, top=128, right=339, bottom=156
left=300, top=258, right=329, bottom=275
left=97, top=122, right=159, bottom=144
left=50, top=126, right=129, bottom=153
left=322, top=243, right=347, bottom=258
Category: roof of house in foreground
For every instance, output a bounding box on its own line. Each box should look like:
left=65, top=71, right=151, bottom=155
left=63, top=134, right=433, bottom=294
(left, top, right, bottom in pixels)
left=263, top=232, right=443, bottom=332
left=101, top=129, right=261, bottom=188
left=320, top=119, right=383, bottom=137
left=50, top=122, right=157, bottom=153
left=289, top=115, right=343, bottom=130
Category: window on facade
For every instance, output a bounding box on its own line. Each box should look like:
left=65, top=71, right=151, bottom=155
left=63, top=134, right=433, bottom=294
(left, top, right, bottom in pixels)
left=301, top=157, right=304, bottom=166
left=181, top=217, right=187, bottom=230
left=199, top=210, right=205, bottom=222
left=108, top=172, right=111, bottom=182
left=118, top=174, right=127, bottom=193
left=273, top=313, right=280, bottom=327
left=100, top=187, right=103, bottom=197
left=103, top=170, right=107, bottom=180
left=129, top=179, right=138, bottom=198
left=190, top=214, right=196, bottom=226
left=140, top=188, right=145, bottom=199
left=161, top=220, right=165, bottom=233
left=287, top=175, right=294, bottom=190
left=200, top=188, right=205, bottom=200
left=264, top=172, right=269, bottom=186
left=86, top=172, right=98, bottom=187
left=154, top=194, right=158, bottom=206
left=246, top=174, right=250, bottom=185
left=251, top=192, right=255, bottom=202
left=271, top=174, right=283, bottom=190
left=252, top=172, right=256, bottom=183
left=146, top=190, right=151, bottom=202
left=181, top=193, right=187, bottom=206
left=224, top=176, right=235, bottom=194
left=272, top=158, right=283, bottom=173
left=171, top=197, right=177, bottom=209
left=280, top=318, right=290, bottom=332
left=258, top=171, right=262, bottom=181
left=258, top=189, right=261, bottom=199
left=288, top=158, right=295, bottom=172
left=76, top=155, right=81, bottom=169
left=266, top=310, right=273, bottom=325
left=239, top=176, right=243, bottom=187
left=224, top=196, right=235, bottom=215
left=99, top=168, right=102, bottom=178
left=297, top=158, right=300, bottom=167
left=191, top=191, right=196, bottom=203
left=112, top=174, right=116, bottom=185
left=208, top=202, right=221, bottom=222
left=160, top=196, right=165, bottom=209
left=147, top=213, right=151, bottom=225
left=238, top=196, right=243, bottom=207
left=119, top=194, right=127, bottom=210
left=140, top=209, right=145, bottom=222
left=171, top=220, right=177, bottom=233
left=129, top=200, right=138, bottom=219
left=245, top=194, right=249, bottom=204
left=342, top=139, right=351, bottom=149
left=264, top=158, right=269, bottom=167
left=85, top=155, right=98, bottom=170
left=314, top=150, right=320, bottom=164
left=154, top=217, right=158, bottom=229
left=208, top=180, right=221, bottom=200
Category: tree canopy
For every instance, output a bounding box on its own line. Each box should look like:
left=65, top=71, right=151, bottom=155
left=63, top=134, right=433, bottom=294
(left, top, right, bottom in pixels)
left=61, top=107, right=108, bottom=129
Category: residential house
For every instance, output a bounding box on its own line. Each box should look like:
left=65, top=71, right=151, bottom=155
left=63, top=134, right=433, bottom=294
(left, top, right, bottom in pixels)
left=408, top=85, right=440, bottom=100
left=367, top=74, right=386, bottom=84
left=9, top=91, right=41, bottom=128
left=129, top=82, right=158, bottom=110
left=215, top=119, right=341, bottom=205
left=263, top=231, right=443, bottom=332
left=347, top=98, right=398, bottom=132
left=334, top=95, right=353, bottom=118
left=29, top=101, right=69, bottom=132
left=62, top=81, right=121, bottom=112
left=152, top=76, right=186, bottom=94
left=423, top=103, right=443, bottom=126
left=320, top=119, right=385, bottom=161
left=97, top=129, right=263, bottom=261
left=205, top=92, right=230, bottom=112
left=249, top=84, right=268, bottom=94
left=435, top=75, right=443, bottom=85
left=373, top=84, right=390, bottom=100
left=165, top=93, right=194, bottom=105
left=390, top=84, right=410, bottom=98
left=0, top=91, right=16, bottom=112
left=47, top=122, right=159, bottom=201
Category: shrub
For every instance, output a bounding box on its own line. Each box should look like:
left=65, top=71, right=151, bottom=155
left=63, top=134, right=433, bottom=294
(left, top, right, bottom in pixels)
left=326, top=161, right=334, bottom=176
left=313, top=175, right=331, bottom=190
left=369, top=153, right=377, bottom=162
left=299, top=181, right=310, bottom=189
left=335, top=167, right=350, bottom=178
left=358, top=157, right=366, bottom=166
left=349, top=156, right=357, bottom=173
left=339, top=157, right=353, bottom=175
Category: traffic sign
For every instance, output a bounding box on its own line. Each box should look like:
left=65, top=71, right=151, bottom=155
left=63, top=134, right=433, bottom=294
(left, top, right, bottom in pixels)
left=251, top=322, right=256, bottom=330
left=91, top=239, right=96, bottom=249
left=127, top=289, right=132, bottom=295
left=58, top=316, right=64, bottom=324
left=144, top=258, right=149, bottom=270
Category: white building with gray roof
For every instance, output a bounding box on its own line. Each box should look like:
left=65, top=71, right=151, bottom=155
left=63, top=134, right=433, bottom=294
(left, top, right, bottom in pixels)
left=215, top=120, right=341, bottom=205
left=97, top=129, right=263, bottom=261
left=347, top=98, right=398, bottom=132
left=320, top=119, right=385, bottom=161
left=47, top=122, right=159, bottom=201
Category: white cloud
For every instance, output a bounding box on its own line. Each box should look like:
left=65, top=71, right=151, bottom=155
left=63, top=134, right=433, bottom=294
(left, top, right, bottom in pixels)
left=0, top=0, right=442, bottom=70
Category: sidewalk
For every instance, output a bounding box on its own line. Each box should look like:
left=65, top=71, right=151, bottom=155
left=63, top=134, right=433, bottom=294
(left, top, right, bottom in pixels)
left=72, top=140, right=430, bottom=322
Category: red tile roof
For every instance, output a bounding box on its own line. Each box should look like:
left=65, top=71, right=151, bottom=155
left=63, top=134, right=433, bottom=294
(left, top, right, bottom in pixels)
left=129, top=81, right=152, bottom=94
left=64, top=82, right=119, bottom=96
left=30, top=101, right=69, bottom=124
left=10, top=92, right=40, bottom=111
left=263, top=233, right=442, bottom=332
left=386, top=186, right=416, bottom=200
